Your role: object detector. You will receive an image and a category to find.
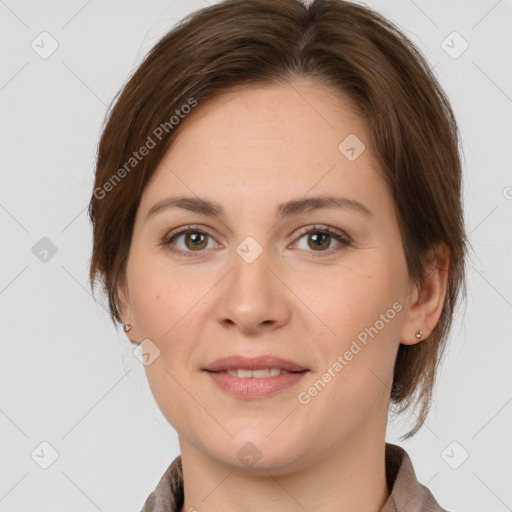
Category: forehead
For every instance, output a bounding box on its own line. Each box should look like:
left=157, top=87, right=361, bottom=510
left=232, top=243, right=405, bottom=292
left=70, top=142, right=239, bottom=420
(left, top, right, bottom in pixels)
left=139, top=80, right=387, bottom=216
left=176, top=79, right=370, bottom=151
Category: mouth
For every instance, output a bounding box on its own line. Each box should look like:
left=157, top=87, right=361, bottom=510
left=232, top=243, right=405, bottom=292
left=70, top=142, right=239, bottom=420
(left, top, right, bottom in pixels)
left=208, top=368, right=307, bottom=378
left=203, top=354, right=309, bottom=373
left=202, top=355, right=309, bottom=398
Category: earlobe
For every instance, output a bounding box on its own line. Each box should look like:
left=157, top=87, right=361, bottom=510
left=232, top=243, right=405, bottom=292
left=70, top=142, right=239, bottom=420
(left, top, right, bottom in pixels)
left=400, top=243, right=450, bottom=346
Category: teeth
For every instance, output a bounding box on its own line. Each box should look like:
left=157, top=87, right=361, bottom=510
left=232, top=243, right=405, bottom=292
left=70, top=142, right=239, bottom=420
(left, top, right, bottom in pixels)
left=226, top=368, right=289, bottom=378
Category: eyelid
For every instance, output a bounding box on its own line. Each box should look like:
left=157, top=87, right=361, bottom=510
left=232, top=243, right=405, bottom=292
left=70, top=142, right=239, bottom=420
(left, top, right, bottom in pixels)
left=292, top=224, right=351, bottom=244
left=165, top=223, right=218, bottom=240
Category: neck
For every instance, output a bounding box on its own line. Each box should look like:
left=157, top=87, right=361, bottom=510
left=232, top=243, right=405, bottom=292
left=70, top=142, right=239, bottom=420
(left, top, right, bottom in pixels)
left=178, top=430, right=390, bottom=512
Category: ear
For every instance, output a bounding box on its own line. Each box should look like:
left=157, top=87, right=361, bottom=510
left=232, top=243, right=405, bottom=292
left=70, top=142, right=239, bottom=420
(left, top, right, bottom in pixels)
left=399, top=243, right=450, bottom=345
left=118, top=277, right=139, bottom=342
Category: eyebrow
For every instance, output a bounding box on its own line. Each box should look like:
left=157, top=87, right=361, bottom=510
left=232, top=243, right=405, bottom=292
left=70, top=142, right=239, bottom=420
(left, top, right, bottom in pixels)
left=145, top=194, right=373, bottom=222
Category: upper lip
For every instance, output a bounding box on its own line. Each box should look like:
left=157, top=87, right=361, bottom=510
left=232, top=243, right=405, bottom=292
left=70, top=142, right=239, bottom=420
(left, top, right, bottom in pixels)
left=203, top=355, right=309, bottom=372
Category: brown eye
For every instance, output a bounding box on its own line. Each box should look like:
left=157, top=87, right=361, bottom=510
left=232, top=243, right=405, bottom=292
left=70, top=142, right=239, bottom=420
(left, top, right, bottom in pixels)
left=293, top=226, right=351, bottom=256
left=307, top=232, right=332, bottom=251
left=183, top=232, right=208, bottom=251
left=162, top=227, right=217, bottom=256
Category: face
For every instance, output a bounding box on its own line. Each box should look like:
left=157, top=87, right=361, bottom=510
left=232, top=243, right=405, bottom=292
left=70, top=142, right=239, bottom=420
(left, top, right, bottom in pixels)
left=120, top=79, right=420, bottom=473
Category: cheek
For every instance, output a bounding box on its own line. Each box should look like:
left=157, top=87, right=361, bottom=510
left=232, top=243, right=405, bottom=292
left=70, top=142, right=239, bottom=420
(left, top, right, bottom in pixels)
left=127, top=247, right=203, bottom=339
left=302, top=252, right=405, bottom=387
left=298, top=271, right=403, bottom=436
left=144, top=360, right=197, bottom=439
left=126, top=252, right=211, bottom=421
left=299, top=255, right=403, bottom=337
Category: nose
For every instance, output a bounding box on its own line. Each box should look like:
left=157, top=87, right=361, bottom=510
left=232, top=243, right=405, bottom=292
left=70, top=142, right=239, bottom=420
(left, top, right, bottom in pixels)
left=214, top=243, right=291, bottom=334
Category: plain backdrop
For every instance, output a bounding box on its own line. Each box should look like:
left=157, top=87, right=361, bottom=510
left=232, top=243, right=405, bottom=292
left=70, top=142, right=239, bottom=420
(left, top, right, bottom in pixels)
left=1, top=0, right=511, bottom=511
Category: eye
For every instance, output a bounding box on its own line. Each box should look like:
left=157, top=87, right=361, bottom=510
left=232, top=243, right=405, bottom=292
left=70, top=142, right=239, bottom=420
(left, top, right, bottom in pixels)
left=292, top=225, right=351, bottom=256
left=161, top=225, right=219, bottom=257
left=161, top=224, right=351, bottom=258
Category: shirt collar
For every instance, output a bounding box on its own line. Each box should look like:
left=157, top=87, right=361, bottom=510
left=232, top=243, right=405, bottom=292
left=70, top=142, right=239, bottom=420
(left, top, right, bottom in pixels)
left=140, top=443, right=447, bottom=512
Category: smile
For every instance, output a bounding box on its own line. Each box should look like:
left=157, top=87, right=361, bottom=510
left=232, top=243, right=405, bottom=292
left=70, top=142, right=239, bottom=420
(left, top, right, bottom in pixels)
left=225, top=368, right=292, bottom=378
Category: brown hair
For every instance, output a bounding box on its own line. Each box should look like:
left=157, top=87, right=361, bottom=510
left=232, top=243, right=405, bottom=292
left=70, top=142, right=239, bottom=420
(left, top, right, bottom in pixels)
left=88, top=0, right=468, bottom=438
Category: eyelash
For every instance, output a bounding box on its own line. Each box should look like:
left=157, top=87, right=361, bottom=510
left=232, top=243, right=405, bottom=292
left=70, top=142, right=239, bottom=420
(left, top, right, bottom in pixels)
left=161, top=224, right=351, bottom=258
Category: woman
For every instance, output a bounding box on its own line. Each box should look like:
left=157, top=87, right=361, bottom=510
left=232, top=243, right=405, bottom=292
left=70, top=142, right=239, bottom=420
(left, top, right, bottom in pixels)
left=88, top=0, right=467, bottom=510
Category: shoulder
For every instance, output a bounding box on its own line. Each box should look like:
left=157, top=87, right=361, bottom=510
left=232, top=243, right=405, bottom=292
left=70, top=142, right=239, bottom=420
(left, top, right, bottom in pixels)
left=383, top=443, right=450, bottom=512
left=139, top=455, right=183, bottom=512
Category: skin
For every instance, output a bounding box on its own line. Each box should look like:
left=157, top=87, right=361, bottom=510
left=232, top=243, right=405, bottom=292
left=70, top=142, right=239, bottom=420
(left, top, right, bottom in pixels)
left=118, top=79, right=449, bottom=512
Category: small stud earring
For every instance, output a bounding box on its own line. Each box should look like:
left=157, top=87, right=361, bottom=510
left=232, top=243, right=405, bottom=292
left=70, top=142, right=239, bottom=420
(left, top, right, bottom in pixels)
left=415, top=330, right=423, bottom=340
left=123, top=324, right=132, bottom=332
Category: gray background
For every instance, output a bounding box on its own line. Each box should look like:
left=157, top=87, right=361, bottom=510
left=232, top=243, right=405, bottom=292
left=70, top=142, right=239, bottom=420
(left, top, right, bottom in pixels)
left=1, top=0, right=511, bottom=510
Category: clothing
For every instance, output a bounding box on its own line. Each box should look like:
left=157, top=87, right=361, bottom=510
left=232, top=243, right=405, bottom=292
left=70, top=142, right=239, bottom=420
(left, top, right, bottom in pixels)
left=140, top=442, right=449, bottom=512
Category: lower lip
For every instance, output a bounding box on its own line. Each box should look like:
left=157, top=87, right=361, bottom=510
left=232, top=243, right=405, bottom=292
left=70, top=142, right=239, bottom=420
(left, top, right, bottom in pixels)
left=205, top=370, right=308, bottom=398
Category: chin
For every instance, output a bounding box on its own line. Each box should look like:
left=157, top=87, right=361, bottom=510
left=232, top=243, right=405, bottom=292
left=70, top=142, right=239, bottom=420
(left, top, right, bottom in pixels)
left=202, top=432, right=309, bottom=474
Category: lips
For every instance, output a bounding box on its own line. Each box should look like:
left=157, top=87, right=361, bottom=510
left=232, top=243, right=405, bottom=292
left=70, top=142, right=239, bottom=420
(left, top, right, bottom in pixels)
left=203, top=355, right=309, bottom=373
left=204, top=356, right=310, bottom=398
